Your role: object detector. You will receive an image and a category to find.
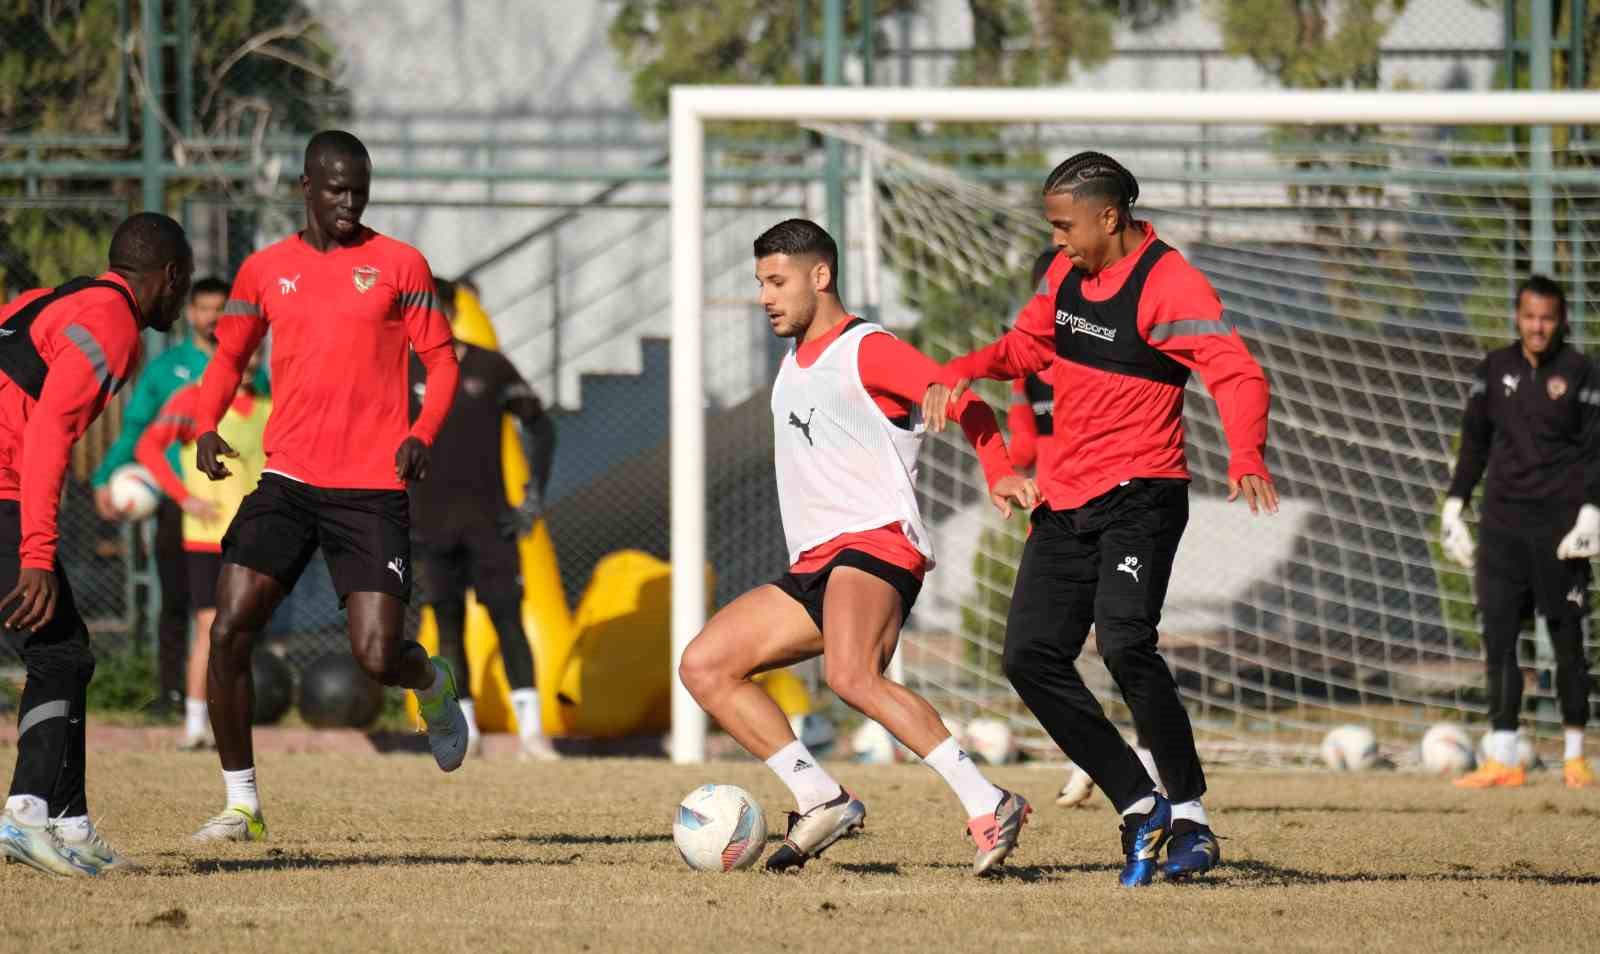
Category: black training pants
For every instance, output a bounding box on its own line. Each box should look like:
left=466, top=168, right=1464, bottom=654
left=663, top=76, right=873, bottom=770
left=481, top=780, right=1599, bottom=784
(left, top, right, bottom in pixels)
left=1002, top=479, right=1204, bottom=810
left=1477, top=501, right=1592, bottom=731
left=0, top=502, right=95, bottom=817
left=154, top=496, right=189, bottom=703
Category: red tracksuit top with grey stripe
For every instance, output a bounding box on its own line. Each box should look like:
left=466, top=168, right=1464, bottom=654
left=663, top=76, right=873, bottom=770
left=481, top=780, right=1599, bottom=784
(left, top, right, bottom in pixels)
left=0, top=273, right=143, bottom=568
left=946, top=224, right=1271, bottom=510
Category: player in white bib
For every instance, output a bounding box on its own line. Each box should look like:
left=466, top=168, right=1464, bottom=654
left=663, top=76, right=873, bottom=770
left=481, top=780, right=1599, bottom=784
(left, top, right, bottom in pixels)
left=678, top=219, right=1039, bottom=874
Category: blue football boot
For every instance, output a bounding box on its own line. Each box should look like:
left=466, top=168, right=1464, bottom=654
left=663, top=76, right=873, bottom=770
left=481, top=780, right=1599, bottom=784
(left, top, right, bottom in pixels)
left=1161, top=819, right=1221, bottom=880
left=1117, top=793, right=1171, bottom=888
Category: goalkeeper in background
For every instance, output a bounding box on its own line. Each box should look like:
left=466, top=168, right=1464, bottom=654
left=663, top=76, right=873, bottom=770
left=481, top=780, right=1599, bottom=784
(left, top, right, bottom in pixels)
left=1440, top=274, right=1597, bottom=790
left=408, top=278, right=558, bottom=761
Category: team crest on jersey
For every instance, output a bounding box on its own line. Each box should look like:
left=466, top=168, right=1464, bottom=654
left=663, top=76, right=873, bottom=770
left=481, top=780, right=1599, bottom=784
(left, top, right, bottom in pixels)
left=352, top=265, right=380, bottom=294
left=1547, top=375, right=1568, bottom=400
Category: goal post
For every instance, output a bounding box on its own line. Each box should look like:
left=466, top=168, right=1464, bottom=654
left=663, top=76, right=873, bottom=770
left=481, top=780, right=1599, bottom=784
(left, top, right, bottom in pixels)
left=669, top=87, right=1600, bottom=765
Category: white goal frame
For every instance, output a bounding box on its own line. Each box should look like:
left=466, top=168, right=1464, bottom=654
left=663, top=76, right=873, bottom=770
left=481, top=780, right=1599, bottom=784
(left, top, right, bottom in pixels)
left=668, top=87, right=1600, bottom=764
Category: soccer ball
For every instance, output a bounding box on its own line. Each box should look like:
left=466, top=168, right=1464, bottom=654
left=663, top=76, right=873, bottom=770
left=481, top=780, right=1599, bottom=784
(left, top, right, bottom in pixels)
left=1476, top=730, right=1539, bottom=770
left=1419, top=723, right=1475, bottom=775
left=964, top=717, right=1018, bottom=765
left=1320, top=724, right=1379, bottom=771
left=108, top=463, right=160, bottom=520
left=789, top=713, right=836, bottom=755
left=672, top=784, right=767, bottom=872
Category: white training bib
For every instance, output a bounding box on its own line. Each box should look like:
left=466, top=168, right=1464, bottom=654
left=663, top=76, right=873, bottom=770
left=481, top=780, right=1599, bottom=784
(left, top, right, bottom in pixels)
left=770, top=321, right=934, bottom=569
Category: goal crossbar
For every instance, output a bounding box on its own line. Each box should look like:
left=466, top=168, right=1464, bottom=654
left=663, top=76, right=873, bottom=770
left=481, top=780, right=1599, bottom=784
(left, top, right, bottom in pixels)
left=668, top=86, right=1600, bottom=763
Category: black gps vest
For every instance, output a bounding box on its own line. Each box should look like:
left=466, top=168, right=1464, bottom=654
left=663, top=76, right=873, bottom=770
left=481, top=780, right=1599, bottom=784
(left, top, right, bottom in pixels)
left=0, top=277, right=139, bottom=400
left=1052, top=240, right=1190, bottom=388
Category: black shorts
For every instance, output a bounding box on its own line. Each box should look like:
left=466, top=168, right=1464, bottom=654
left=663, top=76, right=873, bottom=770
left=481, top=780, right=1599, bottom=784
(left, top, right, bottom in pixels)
left=186, top=551, right=223, bottom=610
left=771, top=549, right=923, bottom=633
left=1476, top=503, right=1592, bottom=623
left=0, top=502, right=92, bottom=680
left=412, top=521, right=523, bottom=607
left=221, top=473, right=412, bottom=605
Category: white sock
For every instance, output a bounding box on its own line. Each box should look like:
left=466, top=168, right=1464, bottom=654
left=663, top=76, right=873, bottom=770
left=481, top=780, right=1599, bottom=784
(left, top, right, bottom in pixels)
left=1171, top=799, right=1209, bottom=826
left=52, top=814, right=91, bottom=840
left=414, top=665, right=445, bottom=704
left=185, top=697, right=209, bottom=738
left=4, top=794, right=47, bottom=827
left=922, top=735, right=1004, bottom=818
left=510, top=688, right=542, bottom=739
left=1491, top=730, right=1519, bottom=766
left=1135, top=746, right=1166, bottom=795
left=459, top=699, right=479, bottom=736
left=1122, top=795, right=1157, bottom=818
left=765, top=739, right=841, bottom=814
left=223, top=767, right=260, bottom=813
left=1565, top=727, right=1585, bottom=761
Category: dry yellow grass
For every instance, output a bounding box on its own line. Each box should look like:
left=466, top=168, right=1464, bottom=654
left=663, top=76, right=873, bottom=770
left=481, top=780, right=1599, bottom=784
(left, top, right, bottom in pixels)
left=1, top=749, right=1597, bottom=954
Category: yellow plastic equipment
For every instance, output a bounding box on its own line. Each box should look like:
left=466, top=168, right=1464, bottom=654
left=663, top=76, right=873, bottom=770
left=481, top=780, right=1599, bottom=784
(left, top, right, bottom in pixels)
left=407, top=285, right=577, bottom=734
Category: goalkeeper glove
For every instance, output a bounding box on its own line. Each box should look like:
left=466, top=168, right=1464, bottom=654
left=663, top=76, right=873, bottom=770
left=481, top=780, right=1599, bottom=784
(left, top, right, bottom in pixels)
left=1439, top=497, right=1475, bottom=569
left=1556, top=504, right=1600, bottom=560
left=497, top=485, right=543, bottom=540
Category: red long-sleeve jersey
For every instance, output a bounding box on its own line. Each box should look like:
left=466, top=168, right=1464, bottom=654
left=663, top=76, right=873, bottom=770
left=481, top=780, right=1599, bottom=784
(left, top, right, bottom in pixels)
left=792, top=316, right=1017, bottom=578
left=196, top=228, right=457, bottom=490
left=948, top=225, right=1270, bottom=510
left=0, top=273, right=143, bottom=568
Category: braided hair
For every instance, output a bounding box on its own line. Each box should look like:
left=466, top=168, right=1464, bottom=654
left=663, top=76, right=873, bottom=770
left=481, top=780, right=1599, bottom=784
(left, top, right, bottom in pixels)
left=1041, top=151, right=1139, bottom=229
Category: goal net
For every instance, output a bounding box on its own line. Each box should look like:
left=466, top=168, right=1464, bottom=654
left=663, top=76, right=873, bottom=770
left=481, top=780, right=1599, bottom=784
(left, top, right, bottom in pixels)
left=669, top=89, right=1600, bottom=767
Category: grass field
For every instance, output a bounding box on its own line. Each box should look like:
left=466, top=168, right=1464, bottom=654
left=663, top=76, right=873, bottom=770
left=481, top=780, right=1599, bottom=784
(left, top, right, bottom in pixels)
left=1, top=748, right=1597, bottom=953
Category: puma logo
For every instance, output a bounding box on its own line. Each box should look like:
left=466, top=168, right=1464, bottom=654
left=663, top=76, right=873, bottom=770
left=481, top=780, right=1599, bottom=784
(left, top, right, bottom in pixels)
left=1117, top=555, right=1141, bottom=583
left=387, top=557, right=406, bottom=583
left=277, top=274, right=300, bottom=295
left=788, top=409, right=816, bottom=446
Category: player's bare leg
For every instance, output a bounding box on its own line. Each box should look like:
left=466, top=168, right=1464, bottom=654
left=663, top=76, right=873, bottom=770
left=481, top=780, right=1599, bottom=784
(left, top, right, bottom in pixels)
left=194, top=563, right=282, bottom=841
left=819, top=567, right=1028, bottom=874
left=679, top=585, right=822, bottom=759
left=679, top=586, right=863, bottom=871
left=347, top=591, right=468, bottom=772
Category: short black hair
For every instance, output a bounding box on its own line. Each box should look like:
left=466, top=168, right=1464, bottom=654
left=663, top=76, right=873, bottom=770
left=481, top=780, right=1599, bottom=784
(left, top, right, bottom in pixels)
left=304, top=129, right=370, bottom=176
left=1042, top=151, right=1140, bottom=225
left=191, top=276, right=229, bottom=300
left=108, top=212, right=192, bottom=274
left=753, top=218, right=838, bottom=291
left=1516, top=273, right=1567, bottom=322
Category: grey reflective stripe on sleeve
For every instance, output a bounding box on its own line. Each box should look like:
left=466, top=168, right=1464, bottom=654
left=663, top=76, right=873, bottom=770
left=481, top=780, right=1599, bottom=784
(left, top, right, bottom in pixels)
left=1581, top=387, right=1600, bottom=406
left=223, top=299, right=260, bottom=316
left=396, top=289, right=441, bottom=312
left=63, top=323, right=119, bottom=393
left=1146, top=317, right=1235, bottom=343
left=17, top=700, right=70, bottom=738
left=502, top=382, right=535, bottom=401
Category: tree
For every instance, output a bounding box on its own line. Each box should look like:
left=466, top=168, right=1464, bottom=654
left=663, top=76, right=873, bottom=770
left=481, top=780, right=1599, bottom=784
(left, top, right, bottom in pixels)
left=0, top=0, right=347, bottom=291
left=609, top=1, right=1187, bottom=119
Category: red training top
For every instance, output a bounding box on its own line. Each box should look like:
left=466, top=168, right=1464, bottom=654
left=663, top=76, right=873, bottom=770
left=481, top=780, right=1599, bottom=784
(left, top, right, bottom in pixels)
left=0, top=273, right=143, bottom=568
left=791, top=317, right=1016, bottom=579
left=196, top=228, right=458, bottom=490
left=947, top=225, right=1270, bottom=510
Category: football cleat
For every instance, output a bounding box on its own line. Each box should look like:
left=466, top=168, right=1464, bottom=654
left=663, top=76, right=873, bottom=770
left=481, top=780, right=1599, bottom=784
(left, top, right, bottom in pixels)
left=418, top=656, right=469, bottom=772
left=0, top=811, right=98, bottom=877
left=53, top=820, right=138, bottom=872
left=518, top=734, right=561, bottom=762
left=765, top=788, right=866, bottom=872
left=191, top=806, right=268, bottom=842
left=1056, top=765, right=1096, bottom=807
left=1564, top=757, right=1595, bottom=789
left=968, top=789, right=1031, bottom=875
left=1453, top=759, right=1525, bottom=789
left=1161, top=820, right=1220, bottom=880
left=1118, top=793, right=1172, bottom=888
